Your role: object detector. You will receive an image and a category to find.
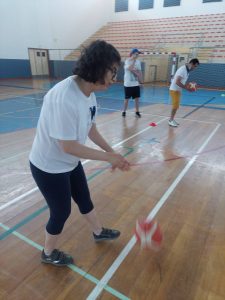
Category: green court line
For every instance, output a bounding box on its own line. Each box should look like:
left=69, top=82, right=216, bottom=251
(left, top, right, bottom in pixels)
left=0, top=205, right=48, bottom=240
left=0, top=224, right=130, bottom=300
left=0, top=146, right=134, bottom=241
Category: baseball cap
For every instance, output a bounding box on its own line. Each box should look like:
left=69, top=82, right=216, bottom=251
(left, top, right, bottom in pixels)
left=130, top=48, right=143, bottom=55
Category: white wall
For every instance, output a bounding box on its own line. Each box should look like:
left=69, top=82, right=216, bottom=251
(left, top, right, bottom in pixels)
left=1, top=0, right=224, bottom=59
left=0, top=0, right=113, bottom=59
left=111, top=0, right=225, bottom=21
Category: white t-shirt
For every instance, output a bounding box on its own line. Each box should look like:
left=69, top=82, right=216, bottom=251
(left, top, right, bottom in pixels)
left=29, top=76, right=97, bottom=173
left=124, top=58, right=142, bottom=87
left=170, top=65, right=189, bottom=91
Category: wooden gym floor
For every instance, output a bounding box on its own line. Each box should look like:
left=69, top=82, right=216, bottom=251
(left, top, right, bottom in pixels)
left=1, top=79, right=225, bottom=300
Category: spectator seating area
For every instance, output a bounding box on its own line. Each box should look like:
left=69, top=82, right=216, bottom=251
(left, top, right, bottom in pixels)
left=66, top=13, right=225, bottom=63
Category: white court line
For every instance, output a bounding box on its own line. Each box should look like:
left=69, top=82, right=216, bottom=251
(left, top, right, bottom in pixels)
left=0, top=106, right=41, bottom=116
left=0, top=187, right=38, bottom=211
left=0, top=93, right=43, bottom=101
left=98, top=107, right=220, bottom=125
left=99, top=107, right=121, bottom=112
left=0, top=158, right=92, bottom=212
left=0, top=150, right=30, bottom=162
left=87, top=123, right=221, bottom=300
left=0, top=117, right=167, bottom=211
left=0, top=115, right=122, bottom=163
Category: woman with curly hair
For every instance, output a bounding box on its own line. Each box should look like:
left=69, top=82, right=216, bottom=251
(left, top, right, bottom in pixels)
left=29, top=40, right=130, bottom=266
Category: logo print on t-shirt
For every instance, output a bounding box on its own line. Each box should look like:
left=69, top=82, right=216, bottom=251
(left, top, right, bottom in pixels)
left=90, top=106, right=96, bottom=121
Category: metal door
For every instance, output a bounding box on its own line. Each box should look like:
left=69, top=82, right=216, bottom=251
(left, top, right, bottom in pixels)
left=28, top=48, right=49, bottom=76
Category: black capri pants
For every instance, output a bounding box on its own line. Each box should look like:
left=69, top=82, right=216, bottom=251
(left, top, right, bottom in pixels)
left=30, top=161, right=94, bottom=235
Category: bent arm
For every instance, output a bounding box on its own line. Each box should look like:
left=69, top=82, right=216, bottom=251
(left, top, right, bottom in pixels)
left=88, top=123, right=114, bottom=153
left=59, top=139, right=109, bottom=161
left=131, top=69, right=143, bottom=83
left=59, top=138, right=130, bottom=171
left=176, top=76, right=189, bottom=90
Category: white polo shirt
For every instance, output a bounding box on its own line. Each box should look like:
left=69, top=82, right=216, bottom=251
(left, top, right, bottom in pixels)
left=29, top=76, right=97, bottom=173
left=170, top=65, right=189, bottom=91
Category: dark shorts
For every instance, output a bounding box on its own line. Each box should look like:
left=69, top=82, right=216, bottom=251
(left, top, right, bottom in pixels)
left=124, top=86, right=140, bottom=99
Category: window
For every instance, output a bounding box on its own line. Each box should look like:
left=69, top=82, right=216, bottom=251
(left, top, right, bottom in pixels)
left=203, top=0, right=222, bottom=2
left=163, top=0, right=181, bottom=7
left=139, top=0, right=154, bottom=10
left=115, top=0, right=128, bottom=12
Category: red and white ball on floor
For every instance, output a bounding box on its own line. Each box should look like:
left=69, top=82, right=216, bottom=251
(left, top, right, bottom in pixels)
left=135, top=218, right=163, bottom=251
left=187, top=82, right=197, bottom=91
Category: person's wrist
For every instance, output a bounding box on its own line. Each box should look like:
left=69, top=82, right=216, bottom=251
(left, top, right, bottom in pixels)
left=107, top=148, right=115, bottom=153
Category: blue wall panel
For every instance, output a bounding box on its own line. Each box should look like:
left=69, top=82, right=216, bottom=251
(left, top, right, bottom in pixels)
left=1, top=59, right=224, bottom=89
left=49, top=60, right=76, bottom=78
left=0, top=59, right=31, bottom=78
left=188, top=63, right=225, bottom=88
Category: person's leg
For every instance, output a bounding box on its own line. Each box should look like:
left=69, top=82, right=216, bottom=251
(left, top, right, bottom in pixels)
left=134, top=97, right=140, bottom=112
left=169, top=91, right=180, bottom=126
left=122, top=99, right=129, bottom=116
left=83, top=209, right=102, bottom=235
left=170, top=108, right=177, bottom=121
left=30, top=162, right=73, bottom=265
left=134, top=86, right=141, bottom=117
left=122, top=87, right=131, bottom=116
left=44, top=230, right=58, bottom=255
left=70, top=162, right=120, bottom=241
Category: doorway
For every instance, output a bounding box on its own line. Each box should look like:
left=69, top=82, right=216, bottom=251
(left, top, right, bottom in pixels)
left=149, top=65, right=157, bottom=82
left=28, top=48, right=49, bottom=76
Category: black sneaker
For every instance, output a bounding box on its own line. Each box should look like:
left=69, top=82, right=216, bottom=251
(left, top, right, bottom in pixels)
left=93, top=227, right=120, bottom=242
left=122, top=111, right=126, bottom=117
left=41, top=249, right=73, bottom=266
left=135, top=111, right=141, bottom=118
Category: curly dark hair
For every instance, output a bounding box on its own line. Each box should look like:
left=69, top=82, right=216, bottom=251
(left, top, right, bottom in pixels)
left=73, top=40, right=121, bottom=84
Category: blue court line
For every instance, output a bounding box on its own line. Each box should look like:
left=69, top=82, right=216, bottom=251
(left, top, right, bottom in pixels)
left=183, top=97, right=215, bottom=118
left=181, top=104, right=225, bottom=111
left=0, top=223, right=130, bottom=300
left=0, top=147, right=134, bottom=241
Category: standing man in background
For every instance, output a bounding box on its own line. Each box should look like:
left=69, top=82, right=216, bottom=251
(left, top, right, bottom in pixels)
left=168, top=58, right=200, bottom=127
left=122, top=48, right=143, bottom=118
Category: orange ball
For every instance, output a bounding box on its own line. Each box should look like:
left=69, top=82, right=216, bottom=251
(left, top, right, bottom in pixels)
left=135, top=219, right=163, bottom=251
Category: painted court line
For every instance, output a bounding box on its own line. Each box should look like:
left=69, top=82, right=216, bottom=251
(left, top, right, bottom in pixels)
left=0, top=223, right=130, bottom=300
left=0, top=118, right=167, bottom=211
left=0, top=106, right=41, bottom=116
left=0, top=187, right=38, bottom=211
left=0, top=116, right=121, bottom=163
left=99, top=109, right=219, bottom=126
left=183, top=97, right=216, bottom=118
left=87, top=123, right=221, bottom=300
left=0, top=148, right=133, bottom=240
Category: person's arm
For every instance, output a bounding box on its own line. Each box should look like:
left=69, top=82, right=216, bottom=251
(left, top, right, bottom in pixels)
left=58, top=139, right=130, bottom=171
left=131, top=69, right=143, bottom=83
left=176, top=76, right=192, bottom=91
left=126, top=58, right=136, bottom=71
left=128, top=62, right=136, bottom=71
left=129, top=59, right=143, bottom=83
left=88, top=123, right=114, bottom=153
